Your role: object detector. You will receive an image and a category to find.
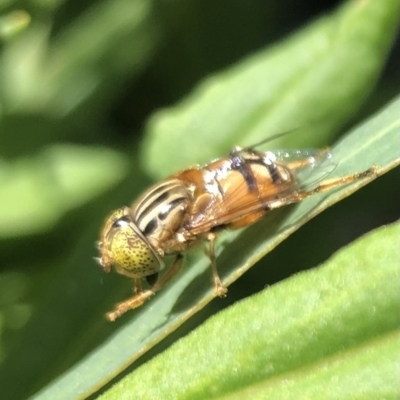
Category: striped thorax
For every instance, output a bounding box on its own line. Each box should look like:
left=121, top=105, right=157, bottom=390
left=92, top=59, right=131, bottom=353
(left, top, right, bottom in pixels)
left=131, top=179, right=191, bottom=253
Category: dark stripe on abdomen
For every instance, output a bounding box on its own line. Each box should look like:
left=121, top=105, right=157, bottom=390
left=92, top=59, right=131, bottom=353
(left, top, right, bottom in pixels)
left=230, top=154, right=257, bottom=191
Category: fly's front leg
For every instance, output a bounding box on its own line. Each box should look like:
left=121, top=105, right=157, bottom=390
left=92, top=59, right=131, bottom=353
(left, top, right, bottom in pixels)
left=292, top=166, right=378, bottom=202
left=206, top=232, right=228, bottom=297
left=106, top=254, right=184, bottom=321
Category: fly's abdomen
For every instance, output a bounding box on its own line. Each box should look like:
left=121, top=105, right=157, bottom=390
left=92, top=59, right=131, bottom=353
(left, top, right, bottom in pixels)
left=212, top=151, right=295, bottom=211
left=185, top=150, right=297, bottom=234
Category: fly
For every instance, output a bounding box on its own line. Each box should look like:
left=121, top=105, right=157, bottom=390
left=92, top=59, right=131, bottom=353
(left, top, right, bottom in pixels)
left=96, top=140, right=376, bottom=321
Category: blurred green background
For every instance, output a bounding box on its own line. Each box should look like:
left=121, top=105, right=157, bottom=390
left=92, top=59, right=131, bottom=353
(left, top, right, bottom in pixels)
left=0, top=0, right=399, bottom=399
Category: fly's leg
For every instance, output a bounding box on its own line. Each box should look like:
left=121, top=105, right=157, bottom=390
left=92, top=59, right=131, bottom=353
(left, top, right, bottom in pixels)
left=206, top=232, right=228, bottom=297
left=292, top=166, right=378, bottom=202
left=106, top=254, right=184, bottom=321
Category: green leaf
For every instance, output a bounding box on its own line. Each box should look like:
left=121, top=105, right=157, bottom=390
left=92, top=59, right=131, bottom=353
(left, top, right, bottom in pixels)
left=30, top=94, right=400, bottom=400
left=0, top=0, right=158, bottom=121
left=143, top=0, right=400, bottom=177
left=0, top=144, right=128, bottom=238
left=0, top=10, right=30, bottom=40
left=46, top=0, right=159, bottom=117
left=100, top=221, right=400, bottom=400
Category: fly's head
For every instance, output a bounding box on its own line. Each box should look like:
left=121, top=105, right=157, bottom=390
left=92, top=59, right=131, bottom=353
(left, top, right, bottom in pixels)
left=96, top=207, right=163, bottom=278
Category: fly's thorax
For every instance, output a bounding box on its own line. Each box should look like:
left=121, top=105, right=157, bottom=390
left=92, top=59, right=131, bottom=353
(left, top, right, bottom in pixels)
left=98, top=207, right=163, bottom=279
left=131, top=178, right=192, bottom=252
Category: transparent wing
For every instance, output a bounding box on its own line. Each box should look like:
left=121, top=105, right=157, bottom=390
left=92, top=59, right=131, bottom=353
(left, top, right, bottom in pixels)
left=270, top=148, right=337, bottom=190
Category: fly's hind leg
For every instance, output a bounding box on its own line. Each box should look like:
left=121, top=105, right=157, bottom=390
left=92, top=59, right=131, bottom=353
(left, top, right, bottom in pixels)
left=292, top=166, right=378, bottom=202
left=206, top=232, right=228, bottom=297
left=106, top=254, right=184, bottom=321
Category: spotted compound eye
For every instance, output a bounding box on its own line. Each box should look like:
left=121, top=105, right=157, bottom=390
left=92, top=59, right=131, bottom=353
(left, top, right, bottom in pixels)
left=109, top=217, right=161, bottom=278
